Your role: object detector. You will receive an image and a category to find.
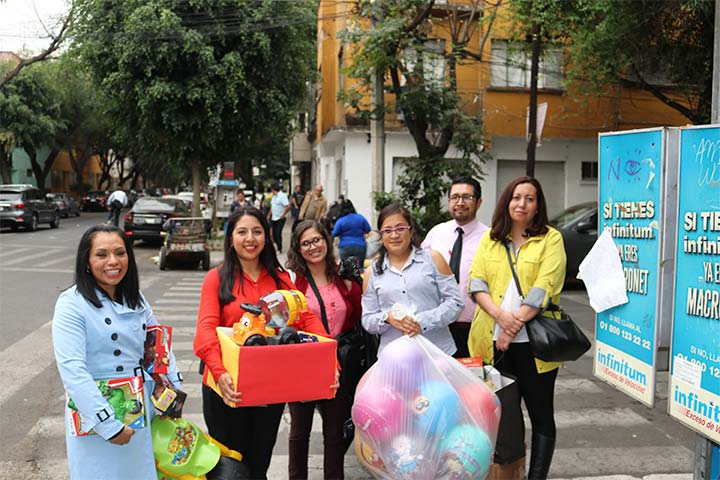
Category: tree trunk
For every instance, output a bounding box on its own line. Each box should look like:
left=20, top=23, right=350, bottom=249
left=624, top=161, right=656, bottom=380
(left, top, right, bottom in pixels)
left=191, top=158, right=201, bottom=217
left=0, top=150, right=13, bottom=184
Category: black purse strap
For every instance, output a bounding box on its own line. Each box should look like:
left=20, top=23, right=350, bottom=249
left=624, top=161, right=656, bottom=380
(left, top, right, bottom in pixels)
left=504, top=242, right=524, bottom=298
left=306, top=273, right=330, bottom=334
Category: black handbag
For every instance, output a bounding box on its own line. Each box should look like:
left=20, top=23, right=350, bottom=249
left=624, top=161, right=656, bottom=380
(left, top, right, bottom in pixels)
left=504, top=243, right=591, bottom=362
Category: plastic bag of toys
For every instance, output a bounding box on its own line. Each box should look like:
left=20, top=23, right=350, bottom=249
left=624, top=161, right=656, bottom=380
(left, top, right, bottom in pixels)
left=351, top=335, right=501, bottom=480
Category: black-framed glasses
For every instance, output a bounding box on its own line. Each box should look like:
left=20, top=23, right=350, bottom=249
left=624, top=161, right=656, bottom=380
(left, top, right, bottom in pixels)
left=380, top=225, right=412, bottom=236
left=300, top=236, right=324, bottom=249
left=449, top=194, right=476, bottom=203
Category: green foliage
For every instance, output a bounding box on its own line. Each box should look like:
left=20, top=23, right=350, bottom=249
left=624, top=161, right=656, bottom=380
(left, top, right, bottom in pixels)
left=0, top=61, right=63, bottom=184
left=338, top=0, right=490, bottom=233
left=508, top=0, right=714, bottom=124
left=72, top=0, right=317, bottom=195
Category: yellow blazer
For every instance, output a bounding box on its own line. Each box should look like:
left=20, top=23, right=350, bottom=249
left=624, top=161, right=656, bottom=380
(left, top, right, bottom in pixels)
left=467, top=227, right=567, bottom=373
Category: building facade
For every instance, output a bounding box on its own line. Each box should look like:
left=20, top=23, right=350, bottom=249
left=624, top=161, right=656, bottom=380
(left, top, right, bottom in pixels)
left=303, top=0, right=690, bottom=225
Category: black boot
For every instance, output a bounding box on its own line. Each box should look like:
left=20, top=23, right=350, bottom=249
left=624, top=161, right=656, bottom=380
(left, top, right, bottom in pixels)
left=527, top=433, right=555, bottom=480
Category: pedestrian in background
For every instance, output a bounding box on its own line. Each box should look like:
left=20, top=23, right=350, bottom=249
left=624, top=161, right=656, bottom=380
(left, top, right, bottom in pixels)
left=193, top=206, right=332, bottom=479
left=285, top=220, right=362, bottom=480
left=361, top=203, right=463, bottom=355
left=422, top=176, right=487, bottom=358
left=468, top=176, right=566, bottom=479
left=231, top=190, right=252, bottom=213
left=332, top=199, right=371, bottom=270
left=268, top=184, right=290, bottom=253
left=52, top=224, right=182, bottom=479
left=299, top=184, right=327, bottom=223
left=106, top=189, right=127, bottom=227
left=290, top=185, right=305, bottom=231
left=322, top=194, right=344, bottom=234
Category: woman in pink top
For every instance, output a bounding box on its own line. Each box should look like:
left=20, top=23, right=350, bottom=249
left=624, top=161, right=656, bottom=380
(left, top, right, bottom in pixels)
left=285, top=220, right=362, bottom=480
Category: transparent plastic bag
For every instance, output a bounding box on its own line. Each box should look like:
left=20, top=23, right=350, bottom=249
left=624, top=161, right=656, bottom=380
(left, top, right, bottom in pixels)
left=351, top=335, right=501, bottom=480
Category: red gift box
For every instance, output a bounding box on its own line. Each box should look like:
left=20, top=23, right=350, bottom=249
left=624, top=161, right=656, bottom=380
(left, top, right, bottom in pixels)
left=206, top=327, right=337, bottom=407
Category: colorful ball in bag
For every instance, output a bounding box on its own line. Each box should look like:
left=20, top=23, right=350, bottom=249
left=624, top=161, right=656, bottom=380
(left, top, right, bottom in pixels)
left=438, top=424, right=493, bottom=480
left=457, top=383, right=501, bottom=440
left=378, top=336, right=426, bottom=395
left=413, top=380, right=461, bottom=436
left=353, top=433, right=387, bottom=476
left=386, top=434, right=430, bottom=479
left=352, top=385, right=406, bottom=444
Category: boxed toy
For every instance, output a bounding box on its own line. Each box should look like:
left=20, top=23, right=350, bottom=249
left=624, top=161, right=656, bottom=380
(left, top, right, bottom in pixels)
left=205, top=327, right=337, bottom=407
left=144, top=325, right=172, bottom=374
left=67, top=375, right=145, bottom=436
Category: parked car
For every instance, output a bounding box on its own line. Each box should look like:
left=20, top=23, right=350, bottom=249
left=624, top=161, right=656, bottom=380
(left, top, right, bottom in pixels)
left=549, top=202, right=598, bottom=284
left=176, top=191, right=211, bottom=218
left=124, top=197, right=190, bottom=244
left=47, top=192, right=80, bottom=218
left=0, top=184, right=60, bottom=231
left=80, top=190, right=109, bottom=212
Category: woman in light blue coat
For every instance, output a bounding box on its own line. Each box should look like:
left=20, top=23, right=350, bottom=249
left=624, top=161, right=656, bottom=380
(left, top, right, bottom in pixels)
left=52, top=224, right=182, bottom=479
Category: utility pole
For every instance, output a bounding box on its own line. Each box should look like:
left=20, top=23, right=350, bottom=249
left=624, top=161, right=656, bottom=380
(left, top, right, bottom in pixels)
left=370, top=8, right=385, bottom=222
left=526, top=22, right=541, bottom=178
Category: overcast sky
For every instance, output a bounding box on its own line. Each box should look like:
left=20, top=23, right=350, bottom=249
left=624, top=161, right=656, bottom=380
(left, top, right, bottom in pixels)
left=0, top=0, right=70, bottom=54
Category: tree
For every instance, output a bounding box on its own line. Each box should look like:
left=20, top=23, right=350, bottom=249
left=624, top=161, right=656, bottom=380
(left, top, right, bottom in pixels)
left=509, top=0, right=715, bottom=125
left=0, top=61, right=63, bottom=187
left=338, top=0, right=494, bottom=233
left=0, top=4, right=75, bottom=88
left=72, top=0, right=317, bottom=216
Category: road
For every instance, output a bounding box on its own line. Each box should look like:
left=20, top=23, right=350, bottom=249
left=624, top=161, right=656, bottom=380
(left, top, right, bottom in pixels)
left=0, top=214, right=696, bottom=479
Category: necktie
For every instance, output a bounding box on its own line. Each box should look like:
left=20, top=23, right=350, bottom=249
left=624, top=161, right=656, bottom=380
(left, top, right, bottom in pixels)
left=449, top=226, right=464, bottom=283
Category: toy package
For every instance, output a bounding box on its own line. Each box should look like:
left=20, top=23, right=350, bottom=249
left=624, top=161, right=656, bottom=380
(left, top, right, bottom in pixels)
left=67, top=376, right=145, bottom=436
left=351, top=335, right=501, bottom=480
left=144, top=325, right=172, bottom=374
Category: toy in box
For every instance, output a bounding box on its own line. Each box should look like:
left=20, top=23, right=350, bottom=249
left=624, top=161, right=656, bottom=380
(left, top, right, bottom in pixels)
left=205, top=327, right=337, bottom=407
left=144, top=325, right=172, bottom=374
left=67, top=375, right=145, bottom=436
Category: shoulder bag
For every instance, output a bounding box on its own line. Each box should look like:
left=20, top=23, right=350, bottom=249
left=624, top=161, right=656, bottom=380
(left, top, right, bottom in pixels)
left=504, top=243, right=591, bottom=362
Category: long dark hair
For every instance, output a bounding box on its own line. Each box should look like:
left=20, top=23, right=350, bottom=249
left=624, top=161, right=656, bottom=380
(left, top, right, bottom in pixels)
left=286, top=220, right=337, bottom=282
left=219, top=206, right=288, bottom=306
left=490, top=176, right=549, bottom=241
left=373, top=202, right=420, bottom=275
left=75, top=224, right=142, bottom=309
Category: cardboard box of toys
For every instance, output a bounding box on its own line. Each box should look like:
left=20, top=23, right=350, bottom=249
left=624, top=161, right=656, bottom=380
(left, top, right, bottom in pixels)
left=206, top=327, right=337, bottom=407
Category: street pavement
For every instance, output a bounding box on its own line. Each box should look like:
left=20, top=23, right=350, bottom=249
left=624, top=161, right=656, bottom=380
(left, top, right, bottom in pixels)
left=0, top=215, right=696, bottom=479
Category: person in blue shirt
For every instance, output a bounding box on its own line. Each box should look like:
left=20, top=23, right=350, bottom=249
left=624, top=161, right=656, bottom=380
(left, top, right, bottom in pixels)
left=267, top=184, right=290, bottom=253
left=331, top=199, right=371, bottom=270
left=361, top=203, right=463, bottom=355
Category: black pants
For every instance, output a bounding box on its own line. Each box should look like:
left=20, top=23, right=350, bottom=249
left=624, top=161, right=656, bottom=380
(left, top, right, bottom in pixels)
left=494, top=342, right=558, bottom=439
left=202, top=385, right=284, bottom=479
left=288, top=389, right=352, bottom=479
left=271, top=218, right=286, bottom=251
left=449, top=322, right=471, bottom=358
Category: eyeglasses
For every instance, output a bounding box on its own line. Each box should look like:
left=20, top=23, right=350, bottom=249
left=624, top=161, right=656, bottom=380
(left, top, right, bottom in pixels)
left=300, top=236, right=324, bottom=249
left=449, top=194, right=476, bottom=203
left=380, top=225, right=412, bottom=236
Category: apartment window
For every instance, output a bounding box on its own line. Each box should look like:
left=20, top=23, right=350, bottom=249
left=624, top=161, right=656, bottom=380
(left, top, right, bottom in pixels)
left=402, top=39, right=446, bottom=88
left=581, top=161, right=598, bottom=181
left=491, top=40, right=563, bottom=89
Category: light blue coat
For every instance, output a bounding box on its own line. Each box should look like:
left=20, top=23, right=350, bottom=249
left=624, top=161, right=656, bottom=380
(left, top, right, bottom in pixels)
left=52, top=286, right=182, bottom=480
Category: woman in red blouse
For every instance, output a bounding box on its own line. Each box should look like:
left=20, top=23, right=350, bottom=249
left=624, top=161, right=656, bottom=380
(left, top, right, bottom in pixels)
left=285, top=220, right=362, bottom=480
left=193, top=207, right=329, bottom=479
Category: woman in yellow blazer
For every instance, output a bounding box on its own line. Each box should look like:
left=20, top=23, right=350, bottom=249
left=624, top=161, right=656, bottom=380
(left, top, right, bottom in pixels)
left=468, top=176, right=566, bottom=480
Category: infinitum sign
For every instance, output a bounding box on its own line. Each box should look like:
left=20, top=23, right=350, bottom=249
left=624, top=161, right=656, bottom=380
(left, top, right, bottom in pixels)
left=594, top=128, right=678, bottom=407
left=668, top=124, right=720, bottom=443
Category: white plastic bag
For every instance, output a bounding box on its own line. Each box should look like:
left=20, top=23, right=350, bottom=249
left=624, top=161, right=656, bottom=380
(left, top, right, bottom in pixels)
left=352, top=335, right=501, bottom=480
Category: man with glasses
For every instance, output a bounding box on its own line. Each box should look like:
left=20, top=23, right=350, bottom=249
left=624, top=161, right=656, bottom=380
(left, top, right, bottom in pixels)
left=421, top=177, right=487, bottom=358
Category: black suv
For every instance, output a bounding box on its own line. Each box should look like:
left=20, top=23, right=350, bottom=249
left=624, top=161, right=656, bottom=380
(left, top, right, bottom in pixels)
left=0, top=184, right=60, bottom=231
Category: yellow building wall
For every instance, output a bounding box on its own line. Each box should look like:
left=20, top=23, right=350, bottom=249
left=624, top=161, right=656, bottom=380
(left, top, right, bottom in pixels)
left=317, top=0, right=693, bottom=145
left=51, top=149, right=103, bottom=194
